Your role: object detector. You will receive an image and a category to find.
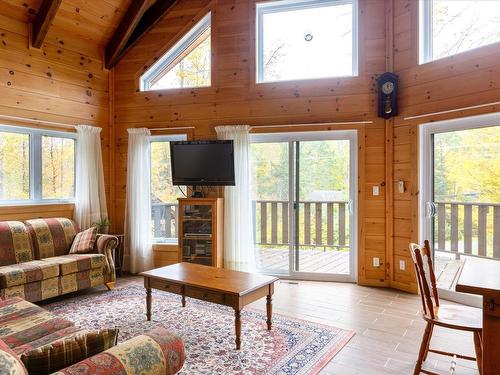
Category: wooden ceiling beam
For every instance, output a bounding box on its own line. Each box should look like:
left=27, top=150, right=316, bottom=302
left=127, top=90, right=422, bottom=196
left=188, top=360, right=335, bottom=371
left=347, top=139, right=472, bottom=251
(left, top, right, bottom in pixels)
left=31, top=0, right=62, bottom=49
left=106, top=0, right=178, bottom=69
left=105, top=0, right=152, bottom=70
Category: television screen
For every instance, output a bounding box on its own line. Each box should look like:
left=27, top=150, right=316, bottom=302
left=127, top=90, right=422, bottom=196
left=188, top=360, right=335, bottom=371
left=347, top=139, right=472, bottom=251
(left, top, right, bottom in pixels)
left=170, top=140, right=235, bottom=186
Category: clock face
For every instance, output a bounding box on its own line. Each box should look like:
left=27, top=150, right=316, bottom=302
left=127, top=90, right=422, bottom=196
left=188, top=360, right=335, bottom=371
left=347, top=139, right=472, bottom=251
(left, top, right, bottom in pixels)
left=382, top=81, right=394, bottom=95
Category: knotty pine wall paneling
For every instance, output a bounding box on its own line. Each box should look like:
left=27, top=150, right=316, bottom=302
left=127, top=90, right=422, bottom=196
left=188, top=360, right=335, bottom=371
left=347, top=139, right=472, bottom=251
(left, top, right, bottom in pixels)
left=0, top=10, right=111, bottom=222
left=113, top=0, right=390, bottom=285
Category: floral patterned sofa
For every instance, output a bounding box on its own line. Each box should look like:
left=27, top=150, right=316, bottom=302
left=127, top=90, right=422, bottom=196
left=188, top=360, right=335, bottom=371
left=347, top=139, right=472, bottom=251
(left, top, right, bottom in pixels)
left=0, top=296, right=185, bottom=374
left=0, top=218, right=117, bottom=302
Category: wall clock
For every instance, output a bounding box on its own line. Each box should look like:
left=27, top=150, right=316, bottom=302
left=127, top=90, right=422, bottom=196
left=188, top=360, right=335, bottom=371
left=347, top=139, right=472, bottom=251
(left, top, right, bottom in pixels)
left=376, top=72, right=399, bottom=119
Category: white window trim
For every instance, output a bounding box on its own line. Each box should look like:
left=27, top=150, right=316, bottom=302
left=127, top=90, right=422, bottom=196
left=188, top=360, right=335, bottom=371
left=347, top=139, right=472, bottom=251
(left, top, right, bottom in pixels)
left=140, top=12, right=212, bottom=91
left=0, top=125, right=77, bottom=206
left=419, top=0, right=500, bottom=64
left=150, top=133, right=187, bottom=244
left=255, top=0, right=358, bottom=84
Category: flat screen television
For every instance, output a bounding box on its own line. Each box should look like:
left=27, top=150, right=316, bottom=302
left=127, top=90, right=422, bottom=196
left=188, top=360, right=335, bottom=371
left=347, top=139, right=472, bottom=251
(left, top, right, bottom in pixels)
left=170, top=140, right=235, bottom=186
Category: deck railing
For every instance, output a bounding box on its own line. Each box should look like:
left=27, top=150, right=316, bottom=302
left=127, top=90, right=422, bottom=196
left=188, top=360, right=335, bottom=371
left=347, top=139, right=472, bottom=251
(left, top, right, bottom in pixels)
left=252, top=200, right=350, bottom=250
left=151, top=203, right=178, bottom=239
left=434, top=201, right=500, bottom=259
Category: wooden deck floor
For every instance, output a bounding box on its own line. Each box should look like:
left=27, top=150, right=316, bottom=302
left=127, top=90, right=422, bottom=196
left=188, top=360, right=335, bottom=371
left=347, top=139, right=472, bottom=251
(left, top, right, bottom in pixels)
left=256, top=248, right=350, bottom=274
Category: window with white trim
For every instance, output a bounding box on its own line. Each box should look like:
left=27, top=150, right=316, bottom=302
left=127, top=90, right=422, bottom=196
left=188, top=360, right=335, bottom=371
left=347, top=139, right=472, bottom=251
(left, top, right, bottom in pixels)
left=256, top=0, right=358, bottom=83
left=150, top=134, right=187, bottom=243
left=0, top=126, right=76, bottom=203
left=420, top=0, right=500, bottom=64
left=140, top=13, right=211, bottom=91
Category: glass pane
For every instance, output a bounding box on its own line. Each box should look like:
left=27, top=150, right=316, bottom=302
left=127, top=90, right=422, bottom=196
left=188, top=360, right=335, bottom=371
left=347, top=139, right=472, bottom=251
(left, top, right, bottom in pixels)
left=431, top=1, right=500, bottom=61
left=296, top=140, right=350, bottom=274
left=259, top=1, right=353, bottom=82
left=150, top=31, right=211, bottom=90
left=0, top=131, right=30, bottom=200
left=151, top=141, right=183, bottom=242
left=251, top=142, right=289, bottom=273
left=42, top=136, right=75, bottom=199
left=432, top=125, right=500, bottom=290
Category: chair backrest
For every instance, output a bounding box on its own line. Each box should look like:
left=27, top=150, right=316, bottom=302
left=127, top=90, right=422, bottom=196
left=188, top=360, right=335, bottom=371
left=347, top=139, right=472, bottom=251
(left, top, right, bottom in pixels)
left=408, top=240, right=440, bottom=319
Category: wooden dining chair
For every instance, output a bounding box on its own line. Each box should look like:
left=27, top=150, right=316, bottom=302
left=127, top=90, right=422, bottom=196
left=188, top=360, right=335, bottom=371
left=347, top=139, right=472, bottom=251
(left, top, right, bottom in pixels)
left=409, top=240, right=483, bottom=375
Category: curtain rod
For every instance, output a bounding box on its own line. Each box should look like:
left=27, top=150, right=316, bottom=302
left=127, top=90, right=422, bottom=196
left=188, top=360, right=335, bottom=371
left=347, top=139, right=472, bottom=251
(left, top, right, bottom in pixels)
left=403, top=100, right=500, bottom=121
left=149, top=126, right=195, bottom=131
left=250, top=121, right=373, bottom=129
left=0, top=114, right=77, bottom=129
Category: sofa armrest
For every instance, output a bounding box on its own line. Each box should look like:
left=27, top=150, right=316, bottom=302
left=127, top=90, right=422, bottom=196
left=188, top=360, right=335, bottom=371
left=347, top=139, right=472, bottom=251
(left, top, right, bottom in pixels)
left=53, top=328, right=185, bottom=375
left=95, top=234, right=118, bottom=282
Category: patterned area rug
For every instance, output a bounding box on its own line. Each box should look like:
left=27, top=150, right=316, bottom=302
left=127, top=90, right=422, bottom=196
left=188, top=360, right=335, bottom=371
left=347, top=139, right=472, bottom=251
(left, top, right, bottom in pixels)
left=43, top=283, right=354, bottom=374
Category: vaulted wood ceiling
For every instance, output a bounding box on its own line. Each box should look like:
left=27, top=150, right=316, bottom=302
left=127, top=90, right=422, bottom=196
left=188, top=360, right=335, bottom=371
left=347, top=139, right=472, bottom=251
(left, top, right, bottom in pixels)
left=0, top=0, right=175, bottom=68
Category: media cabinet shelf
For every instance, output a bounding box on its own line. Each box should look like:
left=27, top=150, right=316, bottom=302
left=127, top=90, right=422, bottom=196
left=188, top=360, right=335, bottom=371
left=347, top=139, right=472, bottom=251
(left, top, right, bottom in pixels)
left=177, top=198, right=223, bottom=268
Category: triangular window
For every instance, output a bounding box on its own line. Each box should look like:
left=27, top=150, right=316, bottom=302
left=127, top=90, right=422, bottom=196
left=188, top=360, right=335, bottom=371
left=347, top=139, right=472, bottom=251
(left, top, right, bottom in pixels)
left=140, top=13, right=211, bottom=91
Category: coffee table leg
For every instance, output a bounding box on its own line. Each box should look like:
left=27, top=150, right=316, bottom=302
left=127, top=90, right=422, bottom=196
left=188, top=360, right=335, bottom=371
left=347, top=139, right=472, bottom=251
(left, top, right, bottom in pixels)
left=235, top=309, right=241, bottom=350
left=266, top=295, right=272, bottom=330
left=146, top=287, right=152, bottom=321
left=181, top=286, right=186, bottom=307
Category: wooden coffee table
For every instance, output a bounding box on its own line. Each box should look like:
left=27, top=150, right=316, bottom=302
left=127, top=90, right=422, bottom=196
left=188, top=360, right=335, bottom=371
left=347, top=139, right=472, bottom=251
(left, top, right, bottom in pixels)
left=140, top=262, right=278, bottom=350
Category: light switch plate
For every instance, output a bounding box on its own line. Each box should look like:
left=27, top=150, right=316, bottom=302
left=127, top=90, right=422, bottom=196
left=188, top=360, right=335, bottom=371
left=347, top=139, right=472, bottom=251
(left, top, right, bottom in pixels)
left=373, top=257, right=380, bottom=267
left=372, top=186, right=380, bottom=196
left=399, top=260, right=406, bottom=271
left=398, top=180, right=405, bottom=193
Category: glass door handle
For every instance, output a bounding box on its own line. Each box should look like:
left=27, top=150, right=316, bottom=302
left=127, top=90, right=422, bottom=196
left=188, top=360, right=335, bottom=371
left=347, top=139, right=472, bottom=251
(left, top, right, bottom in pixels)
left=425, top=202, right=437, bottom=218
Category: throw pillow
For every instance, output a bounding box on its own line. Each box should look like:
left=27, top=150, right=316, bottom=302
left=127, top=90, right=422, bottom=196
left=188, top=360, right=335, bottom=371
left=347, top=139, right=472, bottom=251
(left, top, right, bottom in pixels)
left=20, top=328, right=119, bottom=375
left=0, top=338, right=28, bottom=375
left=69, top=226, right=98, bottom=254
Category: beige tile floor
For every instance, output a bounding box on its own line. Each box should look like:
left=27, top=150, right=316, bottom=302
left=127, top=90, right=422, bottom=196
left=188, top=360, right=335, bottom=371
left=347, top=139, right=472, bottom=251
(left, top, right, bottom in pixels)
left=246, top=280, right=479, bottom=375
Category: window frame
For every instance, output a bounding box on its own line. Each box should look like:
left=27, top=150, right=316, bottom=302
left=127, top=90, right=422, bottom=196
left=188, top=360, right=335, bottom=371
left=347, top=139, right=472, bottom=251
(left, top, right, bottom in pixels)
left=0, top=125, right=77, bottom=206
left=150, top=133, right=187, bottom=244
left=255, top=0, right=358, bottom=84
left=140, top=12, right=212, bottom=91
left=419, top=0, right=500, bottom=64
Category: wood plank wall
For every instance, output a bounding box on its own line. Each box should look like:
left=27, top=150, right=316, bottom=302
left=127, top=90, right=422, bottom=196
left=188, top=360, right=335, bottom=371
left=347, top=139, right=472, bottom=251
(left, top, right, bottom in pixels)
left=391, top=0, right=500, bottom=292
left=0, top=10, right=111, bottom=223
left=113, top=0, right=389, bottom=286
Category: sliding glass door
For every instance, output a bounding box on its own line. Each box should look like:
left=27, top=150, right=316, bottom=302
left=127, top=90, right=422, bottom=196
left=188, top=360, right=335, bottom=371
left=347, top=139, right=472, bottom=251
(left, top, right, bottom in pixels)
left=251, top=131, right=357, bottom=281
left=420, top=113, right=500, bottom=304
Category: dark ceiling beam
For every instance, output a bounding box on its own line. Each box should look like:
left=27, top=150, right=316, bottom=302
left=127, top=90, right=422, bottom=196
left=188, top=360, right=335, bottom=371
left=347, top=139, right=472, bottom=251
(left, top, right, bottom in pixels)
left=105, top=0, right=152, bottom=70
left=31, top=0, right=62, bottom=48
left=107, top=0, right=178, bottom=69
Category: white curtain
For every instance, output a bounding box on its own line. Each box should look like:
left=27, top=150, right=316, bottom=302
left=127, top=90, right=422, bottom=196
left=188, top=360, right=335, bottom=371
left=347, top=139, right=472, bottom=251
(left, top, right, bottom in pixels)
left=74, top=125, right=108, bottom=230
left=215, top=125, right=255, bottom=272
left=124, top=128, right=153, bottom=274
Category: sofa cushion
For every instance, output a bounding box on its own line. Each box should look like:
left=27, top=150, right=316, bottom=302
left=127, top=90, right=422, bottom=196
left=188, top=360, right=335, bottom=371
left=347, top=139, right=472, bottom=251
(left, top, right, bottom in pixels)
left=25, top=218, right=78, bottom=259
left=0, top=297, right=74, bottom=350
left=69, top=226, right=97, bottom=254
left=0, top=260, right=59, bottom=288
left=0, top=277, right=60, bottom=303
left=20, top=328, right=119, bottom=375
left=42, top=254, right=105, bottom=275
left=0, top=338, right=28, bottom=375
left=0, top=221, right=33, bottom=266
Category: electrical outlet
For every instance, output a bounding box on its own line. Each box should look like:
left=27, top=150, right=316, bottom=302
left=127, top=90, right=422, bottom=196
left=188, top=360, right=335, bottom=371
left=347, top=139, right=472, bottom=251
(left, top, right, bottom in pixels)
left=372, top=185, right=380, bottom=196
left=399, top=260, right=406, bottom=271
left=373, top=257, right=380, bottom=267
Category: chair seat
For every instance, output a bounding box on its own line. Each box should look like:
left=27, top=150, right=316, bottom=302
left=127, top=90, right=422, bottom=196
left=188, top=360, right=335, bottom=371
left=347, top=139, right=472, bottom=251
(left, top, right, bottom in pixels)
left=426, top=304, right=482, bottom=331
left=0, top=260, right=59, bottom=288
left=41, top=253, right=105, bottom=275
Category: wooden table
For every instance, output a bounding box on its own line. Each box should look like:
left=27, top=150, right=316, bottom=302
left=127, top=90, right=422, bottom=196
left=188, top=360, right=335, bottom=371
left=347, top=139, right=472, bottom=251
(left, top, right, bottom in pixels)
left=456, top=257, right=500, bottom=375
left=140, top=262, right=278, bottom=350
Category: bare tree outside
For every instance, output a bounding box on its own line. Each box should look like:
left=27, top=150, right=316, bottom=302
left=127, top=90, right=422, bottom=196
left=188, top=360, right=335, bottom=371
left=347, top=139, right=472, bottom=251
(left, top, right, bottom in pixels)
left=431, top=0, right=500, bottom=60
